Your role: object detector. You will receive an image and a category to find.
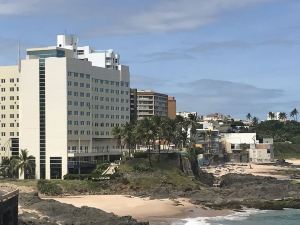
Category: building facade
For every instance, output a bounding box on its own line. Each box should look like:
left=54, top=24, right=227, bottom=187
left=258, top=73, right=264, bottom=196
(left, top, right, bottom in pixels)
left=167, top=96, right=176, bottom=119
left=137, top=90, right=168, bottom=120
left=0, top=66, right=19, bottom=163
left=0, top=35, right=130, bottom=179
left=130, top=88, right=137, bottom=121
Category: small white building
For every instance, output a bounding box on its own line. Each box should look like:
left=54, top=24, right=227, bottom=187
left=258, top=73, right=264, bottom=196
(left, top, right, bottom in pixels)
left=221, top=133, right=257, bottom=154
left=176, top=111, right=197, bottom=119
left=249, top=144, right=274, bottom=163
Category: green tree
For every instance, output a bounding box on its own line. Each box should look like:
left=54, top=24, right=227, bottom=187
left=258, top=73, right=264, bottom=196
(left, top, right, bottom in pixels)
left=17, top=149, right=35, bottom=179
left=252, top=116, right=259, bottom=126
left=290, top=108, right=299, bottom=121
left=135, top=117, right=155, bottom=166
left=279, top=112, right=287, bottom=122
left=246, top=113, right=252, bottom=121
left=268, top=112, right=275, bottom=120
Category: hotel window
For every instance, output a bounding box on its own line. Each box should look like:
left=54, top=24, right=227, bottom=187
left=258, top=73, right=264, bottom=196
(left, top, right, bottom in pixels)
left=74, top=82, right=78, bottom=86
left=68, top=130, right=72, bottom=135
left=86, top=84, right=90, bottom=88
left=1, top=123, right=5, bottom=127
left=1, top=79, right=5, bottom=83
left=80, top=73, right=84, bottom=78
left=80, top=92, right=84, bottom=97
left=10, top=105, right=14, bottom=109
left=1, top=88, right=5, bottom=92
left=1, top=132, right=5, bottom=136
left=68, top=120, right=72, bottom=125
left=74, top=130, right=78, bottom=135
left=80, top=111, right=84, bottom=116
left=1, top=97, right=5, bottom=101
left=80, top=83, right=84, bottom=87
left=68, top=72, right=72, bottom=77
left=74, top=101, right=78, bottom=106
left=10, top=114, right=14, bottom=118
left=10, top=78, right=14, bottom=83
left=86, top=74, right=90, bottom=79
left=10, top=87, right=14, bottom=91
left=10, top=132, right=14, bottom=136
left=68, top=81, right=72, bottom=86
left=10, top=123, right=14, bottom=127
left=68, top=111, right=72, bottom=115
left=74, top=73, right=78, bottom=77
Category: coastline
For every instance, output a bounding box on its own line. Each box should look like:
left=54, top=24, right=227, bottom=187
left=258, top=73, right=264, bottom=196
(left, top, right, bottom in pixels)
left=47, top=195, right=231, bottom=224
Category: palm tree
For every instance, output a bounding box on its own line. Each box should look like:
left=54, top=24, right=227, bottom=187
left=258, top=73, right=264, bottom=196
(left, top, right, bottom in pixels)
left=290, top=108, right=299, bottom=121
left=188, top=113, right=198, bottom=149
left=246, top=113, right=252, bottom=121
left=268, top=112, right=275, bottom=120
left=17, top=149, right=34, bottom=179
left=278, top=112, right=287, bottom=122
left=252, top=117, right=259, bottom=126
left=135, top=117, right=155, bottom=166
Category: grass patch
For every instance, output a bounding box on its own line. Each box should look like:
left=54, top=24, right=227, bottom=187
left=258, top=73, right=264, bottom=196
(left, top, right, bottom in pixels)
left=274, top=143, right=300, bottom=159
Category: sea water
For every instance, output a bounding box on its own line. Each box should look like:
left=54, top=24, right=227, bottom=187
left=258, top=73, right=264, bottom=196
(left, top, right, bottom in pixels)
left=172, top=209, right=300, bottom=225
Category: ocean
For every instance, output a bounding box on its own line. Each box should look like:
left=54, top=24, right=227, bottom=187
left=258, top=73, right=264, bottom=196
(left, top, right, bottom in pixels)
left=172, top=209, right=300, bottom=225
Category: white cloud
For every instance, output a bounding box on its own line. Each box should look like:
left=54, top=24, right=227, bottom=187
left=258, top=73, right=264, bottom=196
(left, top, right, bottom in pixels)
left=94, top=0, right=278, bottom=34
left=0, top=0, right=40, bottom=15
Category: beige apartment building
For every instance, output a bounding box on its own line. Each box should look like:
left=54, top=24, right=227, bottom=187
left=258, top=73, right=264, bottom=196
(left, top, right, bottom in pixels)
left=137, top=90, right=168, bottom=119
left=0, top=66, right=19, bottom=161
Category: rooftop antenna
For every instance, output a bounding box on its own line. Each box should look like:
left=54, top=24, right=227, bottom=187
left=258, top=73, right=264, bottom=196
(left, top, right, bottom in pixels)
left=18, top=41, right=21, bottom=72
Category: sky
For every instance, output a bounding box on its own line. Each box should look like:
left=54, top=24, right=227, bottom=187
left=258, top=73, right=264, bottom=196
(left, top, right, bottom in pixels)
left=0, top=0, right=299, bottom=119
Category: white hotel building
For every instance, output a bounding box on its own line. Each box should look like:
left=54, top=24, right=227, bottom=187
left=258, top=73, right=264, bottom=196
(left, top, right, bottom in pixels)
left=1, top=35, right=130, bottom=179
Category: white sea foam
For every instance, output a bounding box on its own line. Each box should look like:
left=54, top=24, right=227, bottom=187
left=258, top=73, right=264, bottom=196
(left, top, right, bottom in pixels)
left=173, top=208, right=267, bottom=225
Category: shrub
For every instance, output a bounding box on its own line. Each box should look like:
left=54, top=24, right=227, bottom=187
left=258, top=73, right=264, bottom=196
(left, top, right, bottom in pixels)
left=133, top=163, right=153, bottom=172
left=133, top=152, right=148, bottom=158
left=63, top=174, right=92, bottom=180
left=37, top=180, right=63, bottom=196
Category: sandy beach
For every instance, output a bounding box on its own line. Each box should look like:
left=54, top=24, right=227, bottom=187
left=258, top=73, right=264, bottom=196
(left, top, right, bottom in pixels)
left=203, top=162, right=300, bottom=180
left=48, top=195, right=230, bottom=224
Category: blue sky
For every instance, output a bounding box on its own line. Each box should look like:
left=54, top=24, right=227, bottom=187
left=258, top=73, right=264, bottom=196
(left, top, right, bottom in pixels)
left=0, top=0, right=299, bottom=119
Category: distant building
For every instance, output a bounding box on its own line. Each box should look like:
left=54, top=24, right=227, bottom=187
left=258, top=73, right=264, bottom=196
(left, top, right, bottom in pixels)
left=221, top=133, right=274, bottom=163
left=167, top=96, right=176, bottom=119
left=176, top=111, right=198, bottom=119
left=249, top=143, right=274, bottom=163
left=195, top=129, right=221, bottom=156
left=204, top=113, right=231, bottom=122
left=130, top=88, right=138, bottom=121
left=137, top=90, right=168, bottom=120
